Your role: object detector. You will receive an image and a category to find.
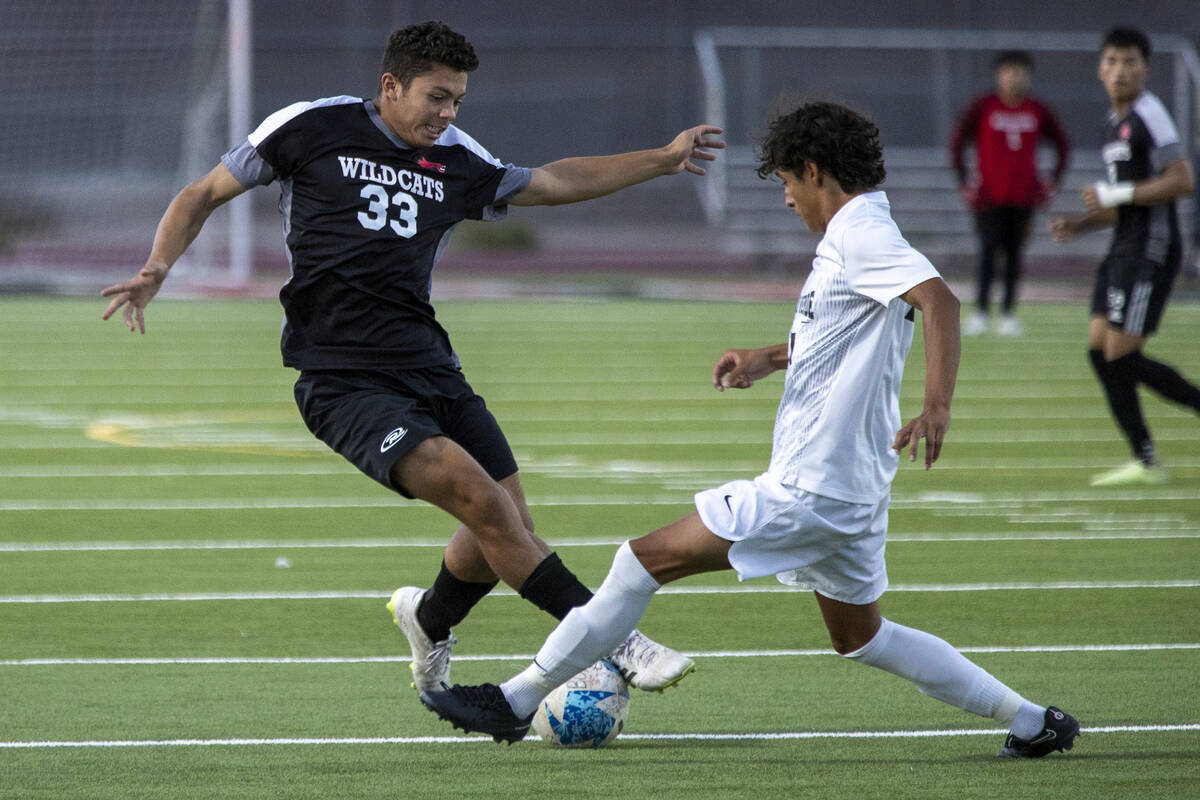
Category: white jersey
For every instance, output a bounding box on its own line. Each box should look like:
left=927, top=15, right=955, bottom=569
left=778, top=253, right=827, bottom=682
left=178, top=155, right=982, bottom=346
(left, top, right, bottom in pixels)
left=767, top=191, right=940, bottom=504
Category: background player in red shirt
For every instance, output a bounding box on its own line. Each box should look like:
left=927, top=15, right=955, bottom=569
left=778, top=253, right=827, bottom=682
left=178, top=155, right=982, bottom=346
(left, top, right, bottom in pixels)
left=950, top=51, right=1071, bottom=336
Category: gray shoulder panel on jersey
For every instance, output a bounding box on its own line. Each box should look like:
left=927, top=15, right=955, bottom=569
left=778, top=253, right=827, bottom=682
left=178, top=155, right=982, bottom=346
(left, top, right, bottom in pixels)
left=437, top=125, right=507, bottom=167
left=223, top=95, right=363, bottom=188
left=247, top=95, right=363, bottom=147
left=482, top=167, right=533, bottom=221
left=1134, top=92, right=1184, bottom=163
left=222, top=140, right=276, bottom=188
left=436, top=125, right=532, bottom=219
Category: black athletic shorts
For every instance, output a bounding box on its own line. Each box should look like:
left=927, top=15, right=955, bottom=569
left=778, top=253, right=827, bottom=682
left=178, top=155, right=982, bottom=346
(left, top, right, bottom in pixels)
left=1090, top=240, right=1181, bottom=336
left=293, top=365, right=518, bottom=497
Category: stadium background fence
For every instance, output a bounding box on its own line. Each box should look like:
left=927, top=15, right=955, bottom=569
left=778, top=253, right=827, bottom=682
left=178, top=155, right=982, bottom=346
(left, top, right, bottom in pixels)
left=0, top=0, right=1197, bottom=291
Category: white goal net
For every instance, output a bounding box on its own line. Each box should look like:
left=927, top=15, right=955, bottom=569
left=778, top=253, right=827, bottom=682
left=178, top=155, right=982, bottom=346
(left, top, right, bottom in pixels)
left=0, top=0, right=252, bottom=291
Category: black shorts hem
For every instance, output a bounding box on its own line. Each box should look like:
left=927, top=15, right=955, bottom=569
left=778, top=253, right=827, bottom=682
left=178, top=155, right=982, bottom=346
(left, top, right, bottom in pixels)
left=293, top=366, right=518, bottom=499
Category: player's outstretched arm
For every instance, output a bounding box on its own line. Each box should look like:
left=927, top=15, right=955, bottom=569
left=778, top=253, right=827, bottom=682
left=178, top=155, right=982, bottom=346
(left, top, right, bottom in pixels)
left=101, top=164, right=247, bottom=333
left=1048, top=207, right=1116, bottom=242
left=711, top=343, right=787, bottom=392
left=893, top=278, right=960, bottom=469
left=509, top=125, right=724, bottom=207
left=1083, top=157, right=1195, bottom=212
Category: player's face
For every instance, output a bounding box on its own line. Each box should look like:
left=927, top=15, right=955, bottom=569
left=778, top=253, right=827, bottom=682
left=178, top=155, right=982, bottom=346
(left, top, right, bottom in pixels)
left=994, top=64, right=1030, bottom=101
left=382, top=65, right=468, bottom=147
left=777, top=168, right=823, bottom=233
left=1098, top=46, right=1148, bottom=107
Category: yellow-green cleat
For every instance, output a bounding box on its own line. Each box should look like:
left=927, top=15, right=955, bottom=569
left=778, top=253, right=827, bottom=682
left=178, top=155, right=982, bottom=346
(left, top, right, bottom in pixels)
left=1089, top=460, right=1169, bottom=487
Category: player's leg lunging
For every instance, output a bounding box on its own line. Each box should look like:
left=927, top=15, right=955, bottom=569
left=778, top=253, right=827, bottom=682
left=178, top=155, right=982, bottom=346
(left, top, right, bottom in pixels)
left=818, top=594, right=1078, bottom=758
left=388, top=438, right=692, bottom=693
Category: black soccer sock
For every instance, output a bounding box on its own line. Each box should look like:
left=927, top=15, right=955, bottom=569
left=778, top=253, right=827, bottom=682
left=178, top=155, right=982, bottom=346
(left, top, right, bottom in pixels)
left=1132, top=353, right=1200, bottom=412
left=1101, top=352, right=1156, bottom=464
left=518, top=552, right=594, bottom=620
left=416, top=560, right=498, bottom=642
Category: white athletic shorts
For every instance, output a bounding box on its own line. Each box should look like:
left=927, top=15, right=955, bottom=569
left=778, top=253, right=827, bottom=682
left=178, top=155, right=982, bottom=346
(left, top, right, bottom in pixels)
left=694, top=472, right=889, bottom=605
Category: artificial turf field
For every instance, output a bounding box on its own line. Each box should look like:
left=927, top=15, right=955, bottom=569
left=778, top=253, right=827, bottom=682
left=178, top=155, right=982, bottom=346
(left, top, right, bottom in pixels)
left=1, top=295, right=1197, bottom=799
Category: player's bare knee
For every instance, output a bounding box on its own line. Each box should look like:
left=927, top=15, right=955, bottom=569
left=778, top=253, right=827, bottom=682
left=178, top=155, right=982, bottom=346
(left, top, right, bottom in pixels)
left=451, top=480, right=524, bottom=545
left=497, top=473, right=535, bottom=532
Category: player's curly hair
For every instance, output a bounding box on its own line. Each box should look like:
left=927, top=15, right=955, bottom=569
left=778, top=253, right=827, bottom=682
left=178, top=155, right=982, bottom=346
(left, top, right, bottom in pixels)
left=756, top=101, right=886, bottom=193
left=381, top=21, right=479, bottom=89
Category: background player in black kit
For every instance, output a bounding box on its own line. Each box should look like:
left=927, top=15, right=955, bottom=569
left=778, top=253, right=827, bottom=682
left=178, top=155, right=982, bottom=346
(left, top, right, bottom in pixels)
left=101, top=21, right=723, bottom=695
left=1050, top=26, right=1199, bottom=487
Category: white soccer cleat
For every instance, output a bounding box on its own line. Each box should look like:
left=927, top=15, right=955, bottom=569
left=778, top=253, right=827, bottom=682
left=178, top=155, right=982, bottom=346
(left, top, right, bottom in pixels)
left=387, top=586, right=456, bottom=692
left=998, top=314, right=1023, bottom=337
left=607, top=629, right=695, bottom=692
left=963, top=311, right=988, bottom=336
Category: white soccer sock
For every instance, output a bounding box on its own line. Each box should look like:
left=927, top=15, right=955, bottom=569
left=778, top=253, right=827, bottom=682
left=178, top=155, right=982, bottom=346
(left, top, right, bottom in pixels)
left=1010, top=700, right=1049, bottom=740
left=501, top=542, right=660, bottom=718
left=844, top=618, right=1038, bottom=731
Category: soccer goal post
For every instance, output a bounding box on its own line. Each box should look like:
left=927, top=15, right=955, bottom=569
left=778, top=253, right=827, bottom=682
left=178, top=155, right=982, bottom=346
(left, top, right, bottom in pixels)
left=0, top=0, right=255, bottom=291
left=226, top=0, right=254, bottom=285
left=693, top=27, right=1200, bottom=260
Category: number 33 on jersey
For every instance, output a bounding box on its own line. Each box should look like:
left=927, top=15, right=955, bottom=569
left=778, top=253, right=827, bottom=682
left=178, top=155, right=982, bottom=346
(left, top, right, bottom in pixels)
left=219, top=94, right=532, bottom=370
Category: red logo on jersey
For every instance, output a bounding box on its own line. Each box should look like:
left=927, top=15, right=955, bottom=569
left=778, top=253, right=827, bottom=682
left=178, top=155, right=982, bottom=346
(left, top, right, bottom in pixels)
left=416, top=157, right=446, bottom=173
left=1119, top=122, right=1131, bottom=140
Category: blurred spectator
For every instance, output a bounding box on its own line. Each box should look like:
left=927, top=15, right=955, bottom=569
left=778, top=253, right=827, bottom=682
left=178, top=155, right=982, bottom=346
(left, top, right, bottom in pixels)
left=950, top=51, right=1071, bottom=336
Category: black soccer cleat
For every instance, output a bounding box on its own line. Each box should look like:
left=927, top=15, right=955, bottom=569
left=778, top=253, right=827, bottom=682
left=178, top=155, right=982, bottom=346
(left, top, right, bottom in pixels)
left=998, top=706, right=1080, bottom=758
left=419, top=682, right=533, bottom=745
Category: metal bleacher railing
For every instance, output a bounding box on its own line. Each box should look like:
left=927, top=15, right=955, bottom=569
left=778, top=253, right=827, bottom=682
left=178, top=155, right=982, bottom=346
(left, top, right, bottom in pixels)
left=694, top=27, right=1199, bottom=263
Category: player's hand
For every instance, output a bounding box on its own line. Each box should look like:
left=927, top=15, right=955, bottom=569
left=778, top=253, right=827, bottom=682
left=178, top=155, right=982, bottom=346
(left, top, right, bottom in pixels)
left=1048, top=215, right=1077, bottom=243
left=1081, top=184, right=1102, bottom=213
left=958, top=182, right=979, bottom=208
left=665, top=125, right=725, bottom=176
left=892, top=405, right=950, bottom=469
left=101, top=262, right=168, bottom=333
left=712, top=347, right=774, bottom=391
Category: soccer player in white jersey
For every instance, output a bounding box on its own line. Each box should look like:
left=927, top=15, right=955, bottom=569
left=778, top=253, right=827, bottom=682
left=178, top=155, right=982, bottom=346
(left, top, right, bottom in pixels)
left=1050, top=26, right=1200, bottom=487
left=101, top=21, right=722, bottom=697
left=421, top=101, right=1080, bottom=758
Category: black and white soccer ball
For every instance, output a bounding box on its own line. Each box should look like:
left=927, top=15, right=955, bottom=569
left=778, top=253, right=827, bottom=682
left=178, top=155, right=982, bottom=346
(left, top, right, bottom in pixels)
left=531, top=660, right=630, bottom=748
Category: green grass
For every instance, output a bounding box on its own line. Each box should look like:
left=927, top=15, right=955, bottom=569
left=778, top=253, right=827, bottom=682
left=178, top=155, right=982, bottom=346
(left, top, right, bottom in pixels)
left=1, top=296, right=1199, bottom=799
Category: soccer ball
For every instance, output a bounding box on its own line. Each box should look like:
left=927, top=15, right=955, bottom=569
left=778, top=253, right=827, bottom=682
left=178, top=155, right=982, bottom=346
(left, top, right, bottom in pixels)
left=531, top=660, right=630, bottom=749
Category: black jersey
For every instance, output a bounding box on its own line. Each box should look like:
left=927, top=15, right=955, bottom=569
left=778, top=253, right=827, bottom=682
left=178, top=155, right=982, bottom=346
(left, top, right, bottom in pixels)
left=221, top=96, right=532, bottom=370
left=1100, top=91, right=1184, bottom=265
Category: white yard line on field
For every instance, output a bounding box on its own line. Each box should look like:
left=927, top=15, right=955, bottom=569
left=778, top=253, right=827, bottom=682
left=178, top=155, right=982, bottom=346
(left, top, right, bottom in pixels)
left=9, top=527, right=1200, bottom=554
left=3, top=529, right=1198, bottom=552
left=1, top=724, right=1196, bottom=749
left=4, top=486, right=1200, bottom=511
left=0, top=464, right=361, bottom=478
left=3, top=642, right=1197, bottom=667
left=3, top=429, right=1200, bottom=450
left=2, top=580, right=1197, bottom=604
left=3, top=456, right=1200, bottom=480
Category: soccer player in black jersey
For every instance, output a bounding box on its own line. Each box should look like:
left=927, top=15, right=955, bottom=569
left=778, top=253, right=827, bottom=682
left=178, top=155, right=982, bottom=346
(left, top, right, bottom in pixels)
left=102, top=21, right=722, bottom=694
left=1050, top=27, right=1199, bottom=486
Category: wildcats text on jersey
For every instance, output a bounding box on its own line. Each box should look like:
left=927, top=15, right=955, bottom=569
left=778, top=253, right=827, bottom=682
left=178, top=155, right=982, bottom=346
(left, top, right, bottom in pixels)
left=337, top=155, right=445, bottom=201
left=987, top=109, right=1038, bottom=150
